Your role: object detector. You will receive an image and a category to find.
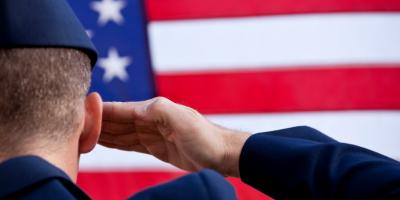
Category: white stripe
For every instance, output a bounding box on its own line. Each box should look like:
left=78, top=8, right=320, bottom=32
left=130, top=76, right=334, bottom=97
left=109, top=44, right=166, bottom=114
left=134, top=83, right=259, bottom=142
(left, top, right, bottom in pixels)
left=80, top=111, right=400, bottom=170
left=80, top=147, right=177, bottom=171
left=149, top=13, right=400, bottom=73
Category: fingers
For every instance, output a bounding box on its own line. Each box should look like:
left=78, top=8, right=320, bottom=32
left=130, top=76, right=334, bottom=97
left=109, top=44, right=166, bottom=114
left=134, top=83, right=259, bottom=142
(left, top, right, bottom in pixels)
left=102, top=99, right=152, bottom=123
left=101, top=121, right=136, bottom=134
left=99, top=132, right=140, bottom=145
left=98, top=132, right=149, bottom=154
left=100, top=97, right=180, bottom=157
left=99, top=126, right=162, bottom=153
left=99, top=140, right=149, bottom=154
left=103, top=97, right=174, bottom=121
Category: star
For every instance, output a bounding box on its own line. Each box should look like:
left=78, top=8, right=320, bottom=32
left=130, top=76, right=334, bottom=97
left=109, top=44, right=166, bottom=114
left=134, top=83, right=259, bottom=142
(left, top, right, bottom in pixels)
left=91, top=0, right=127, bottom=26
left=98, top=48, right=131, bottom=82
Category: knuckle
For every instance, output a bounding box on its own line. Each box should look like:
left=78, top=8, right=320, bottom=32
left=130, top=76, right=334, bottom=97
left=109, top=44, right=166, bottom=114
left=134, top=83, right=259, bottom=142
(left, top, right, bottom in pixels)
left=150, top=97, right=170, bottom=112
left=154, top=96, right=169, bottom=103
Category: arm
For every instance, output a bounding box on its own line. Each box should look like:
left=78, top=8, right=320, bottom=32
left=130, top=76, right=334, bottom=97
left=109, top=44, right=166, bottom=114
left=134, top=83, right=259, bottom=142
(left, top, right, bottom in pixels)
left=99, top=97, right=400, bottom=199
left=240, top=126, right=400, bottom=199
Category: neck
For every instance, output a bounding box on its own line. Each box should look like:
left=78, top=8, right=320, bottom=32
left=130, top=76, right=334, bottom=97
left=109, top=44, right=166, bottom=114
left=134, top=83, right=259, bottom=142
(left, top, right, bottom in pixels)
left=0, top=140, right=80, bottom=182
left=40, top=148, right=80, bottom=182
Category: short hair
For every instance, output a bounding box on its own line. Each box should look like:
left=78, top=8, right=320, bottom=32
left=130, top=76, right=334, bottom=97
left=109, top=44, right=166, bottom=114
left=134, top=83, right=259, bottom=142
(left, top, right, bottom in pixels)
left=0, top=48, right=91, bottom=153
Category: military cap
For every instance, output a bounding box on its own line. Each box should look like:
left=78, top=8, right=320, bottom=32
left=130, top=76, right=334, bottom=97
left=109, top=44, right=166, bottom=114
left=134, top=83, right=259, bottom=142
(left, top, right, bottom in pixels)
left=0, top=0, right=98, bottom=66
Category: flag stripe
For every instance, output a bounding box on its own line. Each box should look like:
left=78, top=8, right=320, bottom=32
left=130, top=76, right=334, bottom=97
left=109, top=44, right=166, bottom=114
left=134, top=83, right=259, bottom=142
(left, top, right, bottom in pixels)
left=80, top=146, right=175, bottom=171
left=146, top=0, right=400, bottom=21
left=149, top=13, right=400, bottom=73
left=80, top=110, right=400, bottom=171
left=78, top=172, right=269, bottom=200
left=207, top=111, right=400, bottom=159
left=156, top=67, right=400, bottom=113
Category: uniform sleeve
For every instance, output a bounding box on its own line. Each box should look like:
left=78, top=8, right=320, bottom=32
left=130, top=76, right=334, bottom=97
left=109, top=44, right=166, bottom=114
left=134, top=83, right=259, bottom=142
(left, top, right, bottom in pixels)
left=239, top=126, right=400, bottom=200
left=129, top=169, right=237, bottom=200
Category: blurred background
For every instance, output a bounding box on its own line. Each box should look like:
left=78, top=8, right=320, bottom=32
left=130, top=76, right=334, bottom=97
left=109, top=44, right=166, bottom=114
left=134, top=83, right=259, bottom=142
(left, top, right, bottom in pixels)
left=68, top=0, right=400, bottom=199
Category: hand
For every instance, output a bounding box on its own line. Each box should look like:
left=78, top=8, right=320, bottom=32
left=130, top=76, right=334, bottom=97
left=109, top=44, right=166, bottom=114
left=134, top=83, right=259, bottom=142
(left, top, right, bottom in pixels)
left=99, top=97, right=250, bottom=177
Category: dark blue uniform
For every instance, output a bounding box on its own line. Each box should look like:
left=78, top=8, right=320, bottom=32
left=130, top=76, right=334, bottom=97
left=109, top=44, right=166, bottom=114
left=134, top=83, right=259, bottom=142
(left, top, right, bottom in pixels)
left=240, top=126, right=400, bottom=199
left=0, top=156, right=89, bottom=200
left=129, top=170, right=237, bottom=200
left=1, top=126, right=400, bottom=199
left=0, top=156, right=236, bottom=200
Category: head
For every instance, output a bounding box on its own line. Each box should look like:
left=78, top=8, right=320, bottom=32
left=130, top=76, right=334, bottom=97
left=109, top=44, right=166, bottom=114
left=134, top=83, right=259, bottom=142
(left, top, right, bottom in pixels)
left=0, top=48, right=102, bottom=175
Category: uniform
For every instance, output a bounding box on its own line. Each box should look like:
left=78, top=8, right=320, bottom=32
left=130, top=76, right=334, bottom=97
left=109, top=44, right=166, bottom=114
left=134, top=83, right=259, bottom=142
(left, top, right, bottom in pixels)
left=240, top=126, right=400, bottom=199
left=0, top=156, right=236, bottom=200
left=2, top=126, right=400, bottom=199
left=0, top=0, right=238, bottom=199
left=0, top=156, right=90, bottom=200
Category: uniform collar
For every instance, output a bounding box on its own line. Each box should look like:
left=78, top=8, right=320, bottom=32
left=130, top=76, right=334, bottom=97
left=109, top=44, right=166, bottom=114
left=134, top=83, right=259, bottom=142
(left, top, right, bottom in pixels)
left=0, top=155, right=89, bottom=199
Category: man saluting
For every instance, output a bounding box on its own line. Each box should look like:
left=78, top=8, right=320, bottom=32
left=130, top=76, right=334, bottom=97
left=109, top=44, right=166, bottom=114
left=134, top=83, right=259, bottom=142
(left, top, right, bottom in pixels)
left=0, top=0, right=236, bottom=199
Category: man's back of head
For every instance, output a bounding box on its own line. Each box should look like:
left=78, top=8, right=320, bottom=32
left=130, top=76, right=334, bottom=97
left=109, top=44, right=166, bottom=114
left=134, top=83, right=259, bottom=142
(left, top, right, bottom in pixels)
left=0, top=0, right=102, bottom=183
left=0, top=48, right=90, bottom=154
left=0, top=48, right=103, bottom=181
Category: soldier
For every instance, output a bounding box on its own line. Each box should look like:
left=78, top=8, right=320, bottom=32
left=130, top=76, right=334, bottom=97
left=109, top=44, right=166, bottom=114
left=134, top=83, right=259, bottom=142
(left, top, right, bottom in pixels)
left=0, top=1, right=236, bottom=199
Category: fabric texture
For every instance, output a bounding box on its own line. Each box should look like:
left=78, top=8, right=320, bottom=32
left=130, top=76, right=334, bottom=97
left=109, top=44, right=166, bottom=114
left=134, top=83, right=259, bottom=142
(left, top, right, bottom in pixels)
left=0, top=0, right=97, bottom=66
left=129, top=169, right=237, bottom=200
left=0, top=156, right=89, bottom=200
left=0, top=157, right=237, bottom=200
left=240, top=126, right=400, bottom=199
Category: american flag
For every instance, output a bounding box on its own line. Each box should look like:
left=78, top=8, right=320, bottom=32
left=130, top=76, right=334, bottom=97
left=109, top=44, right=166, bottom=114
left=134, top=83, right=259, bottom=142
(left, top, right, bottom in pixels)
left=68, top=0, right=400, bottom=199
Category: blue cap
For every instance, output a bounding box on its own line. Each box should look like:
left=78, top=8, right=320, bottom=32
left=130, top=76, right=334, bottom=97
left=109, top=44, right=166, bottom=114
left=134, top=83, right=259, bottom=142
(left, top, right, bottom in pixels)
left=0, top=0, right=98, bottom=67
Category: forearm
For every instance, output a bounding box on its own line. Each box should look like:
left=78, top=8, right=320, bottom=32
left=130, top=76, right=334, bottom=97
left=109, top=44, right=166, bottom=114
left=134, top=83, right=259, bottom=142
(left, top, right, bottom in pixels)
left=217, top=128, right=251, bottom=177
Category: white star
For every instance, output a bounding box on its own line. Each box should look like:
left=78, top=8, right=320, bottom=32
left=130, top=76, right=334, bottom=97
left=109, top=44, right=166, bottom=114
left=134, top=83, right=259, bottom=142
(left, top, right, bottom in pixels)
left=98, top=48, right=131, bottom=82
left=91, top=0, right=127, bottom=26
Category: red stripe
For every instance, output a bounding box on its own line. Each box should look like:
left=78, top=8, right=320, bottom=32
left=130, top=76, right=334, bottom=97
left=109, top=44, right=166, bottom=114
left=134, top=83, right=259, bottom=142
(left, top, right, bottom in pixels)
left=145, top=0, right=400, bottom=21
left=155, top=66, right=400, bottom=114
left=77, top=171, right=269, bottom=200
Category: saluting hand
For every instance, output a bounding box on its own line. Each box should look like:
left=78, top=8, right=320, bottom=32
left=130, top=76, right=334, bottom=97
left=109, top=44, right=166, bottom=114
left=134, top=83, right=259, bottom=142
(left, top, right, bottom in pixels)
left=99, top=97, right=250, bottom=177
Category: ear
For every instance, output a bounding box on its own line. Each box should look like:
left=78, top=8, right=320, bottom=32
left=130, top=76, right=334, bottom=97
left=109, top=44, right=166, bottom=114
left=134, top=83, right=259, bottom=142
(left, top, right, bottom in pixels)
left=79, top=92, right=103, bottom=154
